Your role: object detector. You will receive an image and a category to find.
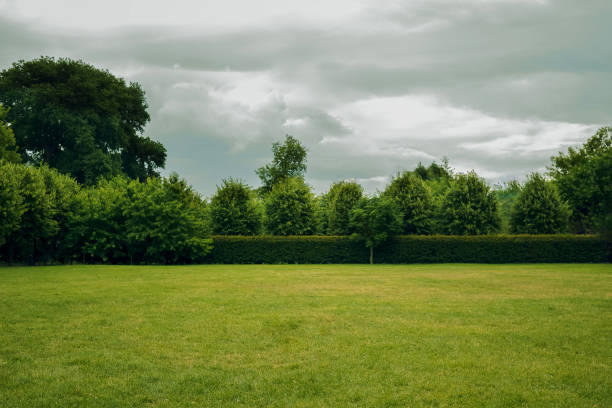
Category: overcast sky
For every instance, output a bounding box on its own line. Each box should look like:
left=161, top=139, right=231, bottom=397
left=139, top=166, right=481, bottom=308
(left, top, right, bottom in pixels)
left=1, top=0, right=610, bottom=196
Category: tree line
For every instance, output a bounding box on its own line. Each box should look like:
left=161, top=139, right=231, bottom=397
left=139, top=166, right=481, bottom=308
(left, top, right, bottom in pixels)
left=0, top=57, right=610, bottom=264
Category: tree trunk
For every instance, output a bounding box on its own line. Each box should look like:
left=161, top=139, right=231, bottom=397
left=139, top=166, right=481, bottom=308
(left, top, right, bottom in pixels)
left=369, top=246, right=374, bottom=264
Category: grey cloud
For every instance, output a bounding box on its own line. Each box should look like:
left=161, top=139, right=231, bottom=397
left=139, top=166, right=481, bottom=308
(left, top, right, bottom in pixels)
left=0, top=0, right=609, bottom=196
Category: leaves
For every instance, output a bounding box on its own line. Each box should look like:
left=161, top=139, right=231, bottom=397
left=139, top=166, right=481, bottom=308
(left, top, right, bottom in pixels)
left=510, top=173, right=569, bottom=234
left=440, top=172, right=500, bottom=235
left=0, top=57, right=166, bottom=185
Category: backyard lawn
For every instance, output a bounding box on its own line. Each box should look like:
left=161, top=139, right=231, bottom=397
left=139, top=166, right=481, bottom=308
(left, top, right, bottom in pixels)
left=1, top=264, right=610, bottom=407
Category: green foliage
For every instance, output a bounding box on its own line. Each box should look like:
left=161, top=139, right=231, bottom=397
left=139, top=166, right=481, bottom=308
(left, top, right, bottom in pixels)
left=76, top=177, right=130, bottom=262
left=494, top=180, right=522, bottom=233
left=349, top=196, right=403, bottom=263
left=0, top=163, right=211, bottom=264
left=256, top=135, right=307, bottom=194
left=326, top=180, right=363, bottom=235
left=0, top=104, right=20, bottom=163
left=0, top=161, right=26, bottom=247
left=1, top=165, right=58, bottom=264
left=383, top=171, right=433, bottom=234
left=550, top=126, right=612, bottom=234
left=77, top=175, right=212, bottom=264
left=509, top=173, right=569, bottom=234
left=0, top=57, right=166, bottom=185
left=209, top=178, right=262, bottom=235
left=264, top=177, right=315, bottom=235
left=312, top=194, right=331, bottom=235
left=207, top=235, right=608, bottom=264
left=122, top=174, right=212, bottom=264
left=440, top=172, right=500, bottom=235
left=36, top=166, right=83, bottom=262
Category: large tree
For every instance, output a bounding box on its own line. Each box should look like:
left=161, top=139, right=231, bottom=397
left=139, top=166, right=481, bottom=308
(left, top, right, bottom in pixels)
left=0, top=57, right=166, bottom=185
left=550, top=126, right=612, bottom=234
left=440, top=172, right=500, bottom=235
left=256, top=135, right=307, bottom=194
left=510, top=173, right=569, bottom=234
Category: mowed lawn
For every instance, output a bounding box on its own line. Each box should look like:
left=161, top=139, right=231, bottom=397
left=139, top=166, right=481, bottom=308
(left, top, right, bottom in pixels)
left=0, top=264, right=610, bottom=407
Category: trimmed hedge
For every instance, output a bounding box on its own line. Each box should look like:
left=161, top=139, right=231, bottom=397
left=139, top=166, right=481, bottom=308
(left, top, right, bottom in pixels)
left=208, top=236, right=367, bottom=264
left=207, top=234, right=610, bottom=264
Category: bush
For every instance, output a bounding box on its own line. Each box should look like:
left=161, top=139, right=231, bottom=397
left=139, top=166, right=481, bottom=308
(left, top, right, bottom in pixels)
left=207, top=234, right=609, bottom=264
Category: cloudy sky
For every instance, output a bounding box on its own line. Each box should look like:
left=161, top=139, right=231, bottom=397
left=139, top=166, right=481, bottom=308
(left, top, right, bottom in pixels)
left=1, top=0, right=610, bottom=195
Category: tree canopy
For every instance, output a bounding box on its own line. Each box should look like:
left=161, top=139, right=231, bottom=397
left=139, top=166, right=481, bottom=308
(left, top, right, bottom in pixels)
left=550, top=126, right=612, bottom=234
left=326, top=180, right=363, bottom=235
left=256, top=135, right=307, bottom=194
left=0, top=57, right=166, bottom=185
left=264, top=177, right=315, bottom=235
left=440, top=172, right=500, bottom=235
left=349, top=196, right=403, bottom=264
left=383, top=171, right=433, bottom=234
left=510, top=173, right=569, bottom=234
left=209, top=178, right=262, bottom=235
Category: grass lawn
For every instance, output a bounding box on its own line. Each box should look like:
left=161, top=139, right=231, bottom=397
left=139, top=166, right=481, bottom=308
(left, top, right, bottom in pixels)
left=0, top=264, right=611, bottom=407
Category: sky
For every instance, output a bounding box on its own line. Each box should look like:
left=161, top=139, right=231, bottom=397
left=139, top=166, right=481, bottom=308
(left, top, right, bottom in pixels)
left=1, top=0, right=610, bottom=196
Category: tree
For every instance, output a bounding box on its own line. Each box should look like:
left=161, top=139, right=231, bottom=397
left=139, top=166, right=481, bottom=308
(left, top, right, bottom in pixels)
left=264, top=177, right=315, bottom=235
left=327, top=180, right=363, bottom=235
left=383, top=171, right=433, bottom=234
left=209, top=178, right=262, bottom=235
left=0, top=57, right=166, bottom=185
left=256, top=135, right=307, bottom=194
left=349, top=196, right=403, bottom=264
left=440, top=171, right=500, bottom=235
left=550, top=126, right=612, bottom=234
left=509, top=173, right=569, bottom=234
left=0, top=104, right=20, bottom=163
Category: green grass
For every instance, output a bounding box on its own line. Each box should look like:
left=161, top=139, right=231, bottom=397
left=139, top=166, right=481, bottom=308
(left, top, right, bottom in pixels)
left=1, top=264, right=611, bottom=407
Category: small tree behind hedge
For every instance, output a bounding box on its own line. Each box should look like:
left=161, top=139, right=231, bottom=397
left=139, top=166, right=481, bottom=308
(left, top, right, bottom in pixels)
left=510, top=173, right=569, bottom=234
left=349, top=196, right=403, bottom=264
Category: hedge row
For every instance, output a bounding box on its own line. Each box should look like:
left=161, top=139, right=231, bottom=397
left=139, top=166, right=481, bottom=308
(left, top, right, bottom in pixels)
left=207, top=235, right=610, bottom=264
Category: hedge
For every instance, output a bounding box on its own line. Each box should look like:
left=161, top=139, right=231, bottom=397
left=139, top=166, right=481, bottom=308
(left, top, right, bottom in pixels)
left=207, top=234, right=610, bottom=264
